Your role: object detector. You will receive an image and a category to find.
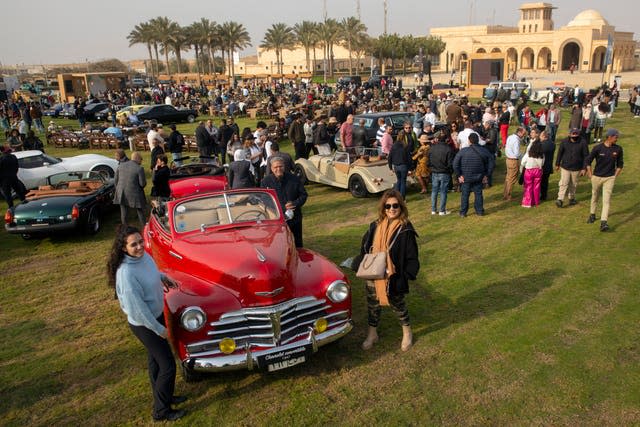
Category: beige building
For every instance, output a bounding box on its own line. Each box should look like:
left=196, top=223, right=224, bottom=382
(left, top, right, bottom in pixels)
left=237, top=44, right=371, bottom=77
left=430, top=3, right=635, bottom=75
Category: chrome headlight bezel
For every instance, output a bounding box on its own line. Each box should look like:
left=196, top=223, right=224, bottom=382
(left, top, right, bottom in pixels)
left=326, top=280, right=350, bottom=303
left=180, top=306, right=207, bottom=332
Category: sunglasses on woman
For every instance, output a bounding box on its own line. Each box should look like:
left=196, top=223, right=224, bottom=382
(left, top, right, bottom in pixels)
left=385, top=203, right=400, bottom=210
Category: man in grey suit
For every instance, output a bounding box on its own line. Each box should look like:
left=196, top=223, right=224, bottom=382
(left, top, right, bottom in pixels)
left=114, top=151, right=147, bottom=227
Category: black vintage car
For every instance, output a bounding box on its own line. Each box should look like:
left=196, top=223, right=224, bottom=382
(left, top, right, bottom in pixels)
left=136, top=104, right=198, bottom=124
left=5, top=171, right=115, bottom=239
left=335, top=112, right=449, bottom=146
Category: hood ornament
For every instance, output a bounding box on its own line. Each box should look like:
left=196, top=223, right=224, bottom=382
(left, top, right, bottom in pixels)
left=255, top=287, right=284, bottom=297
left=256, top=248, right=266, bottom=262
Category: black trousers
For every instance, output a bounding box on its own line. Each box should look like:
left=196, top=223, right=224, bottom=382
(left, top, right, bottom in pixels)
left=119, top=204, right=146, bottom=228
left=1, top=178, right=26, bottom=208
left=541, top=172, right=551, bottom=201
left=294, top=141, right=306, bottom=160
left=287, top=219, right=303, bottom=248
left=129, top=315, right=176, bottom=419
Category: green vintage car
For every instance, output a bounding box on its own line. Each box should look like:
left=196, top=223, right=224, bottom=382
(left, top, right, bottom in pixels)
left=5, top=171, right=115, bottom=239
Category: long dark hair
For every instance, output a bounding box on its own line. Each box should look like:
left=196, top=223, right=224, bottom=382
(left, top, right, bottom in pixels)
left=528, top=140, right=544, bottom=159
left=107, top=225, right=141, bottom=288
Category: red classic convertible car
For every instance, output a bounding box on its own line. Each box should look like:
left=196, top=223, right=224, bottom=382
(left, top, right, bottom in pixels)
left=168, top=159, right=227, bottom=199
left=145, top=188, right=352, bottom=380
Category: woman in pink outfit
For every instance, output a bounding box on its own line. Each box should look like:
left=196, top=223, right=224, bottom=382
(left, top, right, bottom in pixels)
left=520, top=140, right=545, bottom=207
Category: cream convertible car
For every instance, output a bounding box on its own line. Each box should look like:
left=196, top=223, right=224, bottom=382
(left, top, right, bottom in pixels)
left=294, top=148, right=409, bottom=198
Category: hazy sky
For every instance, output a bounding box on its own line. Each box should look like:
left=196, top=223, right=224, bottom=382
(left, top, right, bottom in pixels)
left=1, top=0, right=635, bottom=66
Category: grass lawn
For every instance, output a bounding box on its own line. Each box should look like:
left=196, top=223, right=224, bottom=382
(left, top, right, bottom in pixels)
left=1, top=107, right=639, bottom=426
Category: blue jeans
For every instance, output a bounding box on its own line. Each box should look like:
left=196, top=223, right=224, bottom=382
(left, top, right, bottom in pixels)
left=393, top=164, right=408, bottom=198
left=431, top=173, right=450, bottom=212
left=171, top=152, right=183, bottom=167
left=460, top=181, right=484, bottom=215
left=548, top=123, right=558, bottom=142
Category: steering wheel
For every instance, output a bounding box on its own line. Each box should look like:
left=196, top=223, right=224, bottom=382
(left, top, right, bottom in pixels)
left=234, top=209, right=267, bottom=221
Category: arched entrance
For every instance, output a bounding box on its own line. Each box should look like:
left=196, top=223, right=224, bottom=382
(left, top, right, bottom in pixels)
left=476, top=48, right=486, bottom=54
left=537, top=47, right=552, bottom=70
left=506, top=48, right=518, bottom=74
left=561, top=41, right=581, bottom=71
left=521, top=48, right=535, bottom=69
left=491, top=48, right=502, bottom=53
left=592, top=46, right=607, bottom=72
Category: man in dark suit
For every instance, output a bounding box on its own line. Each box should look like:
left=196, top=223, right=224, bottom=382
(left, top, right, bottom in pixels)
left=113, top=151, right=147, bottom=227
left=261, top=157, right=307, bottom=248
left=195, top=121, right=211, bottom=159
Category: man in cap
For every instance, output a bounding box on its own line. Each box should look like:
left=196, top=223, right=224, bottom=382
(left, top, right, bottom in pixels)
left=555, top=127, right=589, bottom=207
left=584, top=128, right=624, bottom=232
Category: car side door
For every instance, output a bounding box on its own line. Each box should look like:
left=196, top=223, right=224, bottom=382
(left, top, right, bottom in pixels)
left=18, top=154, right=68, bottom=189
left=145, top=204, right=174, bottom=271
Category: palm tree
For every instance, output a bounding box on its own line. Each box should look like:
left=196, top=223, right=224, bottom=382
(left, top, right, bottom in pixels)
left=317, top=18, right=341, bottom=79
left=340, top=17, right=367, bottom=75
left=261, top=23, right=295, bottom=75
left=150, top=16, right=174, bottom=76
left=187, top=22, right=207, bottom=77
left=167, top=23, right=189, bottom=74
left=293, top=21, right=320, bottom=75
left=351, top=33, right=372, bottom=75
left=193, top=18, right=219, bottom=76
left=219, top=21, right=251, bottom=80
left=127, top=22, right=156, bottom=78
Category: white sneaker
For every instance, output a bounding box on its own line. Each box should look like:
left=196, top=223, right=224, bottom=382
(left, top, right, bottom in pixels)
left=431, top=211, right=437, bottom=215
left=439, top=210, right=451, bottom=216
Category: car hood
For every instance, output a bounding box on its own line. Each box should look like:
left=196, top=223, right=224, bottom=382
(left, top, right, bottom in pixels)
left=171, top=222, right=298, bottom=306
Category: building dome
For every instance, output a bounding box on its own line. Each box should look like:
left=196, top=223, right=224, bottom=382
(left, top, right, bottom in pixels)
left=567, top=10, right=609, bottom=27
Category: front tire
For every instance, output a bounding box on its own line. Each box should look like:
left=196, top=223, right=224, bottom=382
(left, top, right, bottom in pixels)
left=92, top=165, right=115, bottom=179
left=539, top=97, right=548, bottom=105
left=187, top=114, right=196, bottom=123
left=294, top=164, right=308, bottom=184
left=348, top=174, right=368, bottom=198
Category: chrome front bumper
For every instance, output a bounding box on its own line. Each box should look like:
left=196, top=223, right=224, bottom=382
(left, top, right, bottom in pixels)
left=184, top=320, right=353, bottom=373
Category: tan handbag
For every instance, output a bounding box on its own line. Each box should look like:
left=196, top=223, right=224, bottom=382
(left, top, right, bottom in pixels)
left=355, top=229, right=401, bottom=280
left=356, top=251, right=387, bottom=280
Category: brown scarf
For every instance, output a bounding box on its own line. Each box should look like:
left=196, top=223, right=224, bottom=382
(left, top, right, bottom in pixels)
left=371, top=217, right=402, bottom=305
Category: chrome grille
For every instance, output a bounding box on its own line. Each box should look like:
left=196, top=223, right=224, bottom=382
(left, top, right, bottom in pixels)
left=185, top=296, right=350, bottom=356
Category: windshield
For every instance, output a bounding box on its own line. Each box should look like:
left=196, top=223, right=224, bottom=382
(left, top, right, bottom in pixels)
left=18, top=153, right=61, bottom=169
left=138, top=106, right=153, bottom=114
left=47, top=171, right=104, bottom=186
left=173, top=191, right=281, bottom=233
left=388, top=114, right=413, bottom=127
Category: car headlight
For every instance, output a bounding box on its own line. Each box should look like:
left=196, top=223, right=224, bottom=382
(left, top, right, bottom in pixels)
left=180, top=306, right=206, bottom=332
left=326, top=280, right=349, bottom=303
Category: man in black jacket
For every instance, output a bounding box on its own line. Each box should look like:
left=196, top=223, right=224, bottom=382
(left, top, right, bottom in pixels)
left=0, top=146, right=27, bottom=208
left=453, top=133, right=494, bottom=217
left=555, top=127, right=588, bottom=207
left=428, top=133, right=454, bottom=215
left=540, top=130, right=556, bottom=201
left=195, top=121, right=211, bottom=159
left=288, top=114, right=306, bottom=160
left=388, top=138, right=412, bottom=199
left=166, top=124, right=185, bottom=166
left=261, top=157, right=308, bottom=247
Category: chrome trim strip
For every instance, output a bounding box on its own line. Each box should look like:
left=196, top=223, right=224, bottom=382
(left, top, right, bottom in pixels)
left=185, top=320, right=353, bottom=373
left=169, top=251, right=183, bottom=260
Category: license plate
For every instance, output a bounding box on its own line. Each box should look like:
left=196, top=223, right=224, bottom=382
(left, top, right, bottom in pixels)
left=259, top=344, right=312, bottom=372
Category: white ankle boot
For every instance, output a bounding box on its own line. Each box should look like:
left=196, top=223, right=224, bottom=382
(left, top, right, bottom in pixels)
left=401, top=325, right=413, bottom=351
left=362, top=326, right=379, bottom=350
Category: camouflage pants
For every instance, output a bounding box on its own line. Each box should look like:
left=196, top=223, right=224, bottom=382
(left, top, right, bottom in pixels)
left=366, top=281, right=410, bottom=327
